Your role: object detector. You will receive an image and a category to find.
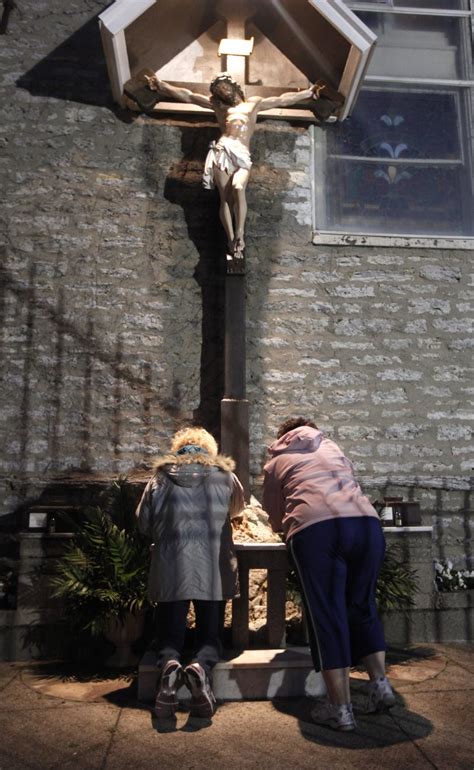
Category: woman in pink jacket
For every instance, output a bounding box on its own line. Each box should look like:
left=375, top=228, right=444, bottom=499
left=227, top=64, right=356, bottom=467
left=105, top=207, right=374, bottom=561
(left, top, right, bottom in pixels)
left=263, top=417, right=395, bottom=732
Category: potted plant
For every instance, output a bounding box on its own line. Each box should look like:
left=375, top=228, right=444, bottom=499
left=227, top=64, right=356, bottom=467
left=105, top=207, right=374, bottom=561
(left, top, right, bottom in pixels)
left=375, top=543, right=418, bottom=612
left=434, top=559, right=474, bottom=592
left=51, top=480, right=150, bottom=666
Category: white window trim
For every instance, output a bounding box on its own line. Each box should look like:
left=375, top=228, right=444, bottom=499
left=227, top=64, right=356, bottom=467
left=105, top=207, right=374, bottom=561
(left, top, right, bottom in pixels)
left=308, top=0, right=377, bottom=119
left=347, top=2, right=474, bottom=90
left=347, top=4, right=471, bottom=18
left=312, top=231, right=474, bottom=249
left=365, top=77, right=474, bottom=86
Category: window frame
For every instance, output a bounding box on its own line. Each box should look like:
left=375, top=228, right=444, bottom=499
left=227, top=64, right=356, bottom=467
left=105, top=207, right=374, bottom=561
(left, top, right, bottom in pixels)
left=312, top=1, right=474, bottom=246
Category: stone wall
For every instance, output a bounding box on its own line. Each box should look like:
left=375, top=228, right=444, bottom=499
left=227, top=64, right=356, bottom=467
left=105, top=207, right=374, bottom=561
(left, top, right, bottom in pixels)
left=0, top=1, right=472, bottom=572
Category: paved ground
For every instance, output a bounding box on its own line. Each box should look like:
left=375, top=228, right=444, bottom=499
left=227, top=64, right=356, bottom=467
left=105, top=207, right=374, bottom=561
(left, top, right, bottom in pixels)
left=0, top=643, right=472, bottom=770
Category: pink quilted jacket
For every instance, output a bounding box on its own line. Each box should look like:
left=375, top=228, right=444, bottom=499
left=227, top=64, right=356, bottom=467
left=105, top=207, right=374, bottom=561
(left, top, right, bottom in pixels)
left=262, top=426, right=378, bottom=540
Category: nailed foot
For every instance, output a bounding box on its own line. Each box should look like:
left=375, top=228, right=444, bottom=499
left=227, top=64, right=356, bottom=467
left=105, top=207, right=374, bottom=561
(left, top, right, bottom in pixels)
left=231, top=237, right=245, bottom=259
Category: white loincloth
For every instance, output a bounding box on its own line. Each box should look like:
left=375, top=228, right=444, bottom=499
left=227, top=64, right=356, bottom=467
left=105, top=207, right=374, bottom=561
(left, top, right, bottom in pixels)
left=203, top=136, right=252, bottom=190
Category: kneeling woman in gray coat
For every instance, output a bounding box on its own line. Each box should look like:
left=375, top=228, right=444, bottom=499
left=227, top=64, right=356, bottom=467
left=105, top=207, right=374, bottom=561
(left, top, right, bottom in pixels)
left=136, top=427, right=244, bottom=719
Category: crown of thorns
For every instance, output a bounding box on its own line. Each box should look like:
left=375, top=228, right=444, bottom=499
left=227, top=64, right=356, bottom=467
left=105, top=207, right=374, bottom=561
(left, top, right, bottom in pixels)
left=210, top=72, right=244, bottom=98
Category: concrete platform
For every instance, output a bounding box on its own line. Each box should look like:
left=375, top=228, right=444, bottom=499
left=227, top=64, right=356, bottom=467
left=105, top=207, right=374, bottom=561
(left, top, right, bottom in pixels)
left=1, top=644, right=473, bottom=769
left=138, top=647, right=326, bottom=702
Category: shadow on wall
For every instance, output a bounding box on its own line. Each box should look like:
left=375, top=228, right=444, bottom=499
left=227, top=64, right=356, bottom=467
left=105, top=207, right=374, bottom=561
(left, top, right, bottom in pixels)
left=242, top=124, right=299, bottom=476
left=10, top=1, right=332, bottom=488
left=163, top=125, right=227, bottom=440
left=0, top=253, right=180, bottom=512
left=14, top=4, right=228, bottom=444
left=433, top=487, right=473, bottom=570
left=159, top=122, right=301, bottom=443
left=11, top=0, right=294, bottom=454
left=433, top=486, right=473, bottom=643
left=16, top=10, right=111, bottom=109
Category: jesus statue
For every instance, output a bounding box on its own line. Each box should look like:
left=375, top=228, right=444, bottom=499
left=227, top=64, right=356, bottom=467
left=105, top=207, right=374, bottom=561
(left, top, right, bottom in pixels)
left=144, top=72, right=329, bottom=258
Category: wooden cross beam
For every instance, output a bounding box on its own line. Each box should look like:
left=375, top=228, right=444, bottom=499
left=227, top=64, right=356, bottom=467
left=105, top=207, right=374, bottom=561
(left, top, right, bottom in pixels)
left=214, top=1, right=256, bottom=500
left=216, top=0, right=256, bottom=84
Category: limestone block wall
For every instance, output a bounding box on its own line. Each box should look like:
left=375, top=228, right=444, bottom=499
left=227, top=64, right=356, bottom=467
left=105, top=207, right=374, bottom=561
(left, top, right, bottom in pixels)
left=0, top=1, right=472, bottom=574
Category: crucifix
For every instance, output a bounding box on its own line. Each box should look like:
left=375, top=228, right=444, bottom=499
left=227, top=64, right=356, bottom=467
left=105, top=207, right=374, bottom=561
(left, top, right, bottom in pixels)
left=143, top=73, right=329, bottom=260
left=100, top=0, right=377, bottom=499
left=125, top=1, right=341, bottom=262
left=146, top=72, right=314, bottom=258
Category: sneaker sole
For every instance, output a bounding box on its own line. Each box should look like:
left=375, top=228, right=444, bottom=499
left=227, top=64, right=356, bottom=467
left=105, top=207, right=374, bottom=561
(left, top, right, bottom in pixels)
left=311, top=719, right=356, bottom=731
left=379, top=698, right=396, bottom=712
left=154, top=668, right=181, bottom=720
left=366, top=697, right=396, bottom=714
left=185, top=669, right=216, bottom=718
left=189, top=699, right=215, bottom=719
left=310, top=710, right=356, bottom=731
left=154, top=697, right=178, bottom=719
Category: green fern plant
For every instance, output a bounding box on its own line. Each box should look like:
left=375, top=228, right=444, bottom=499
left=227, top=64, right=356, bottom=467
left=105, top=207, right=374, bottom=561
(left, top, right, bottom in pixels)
left=376, top=543, right=418, bottom=612
left=51, top=502, right=150, bottom=636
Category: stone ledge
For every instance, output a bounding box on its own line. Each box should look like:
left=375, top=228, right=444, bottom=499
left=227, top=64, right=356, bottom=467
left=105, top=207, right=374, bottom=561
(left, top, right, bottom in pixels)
left=434, top=589, right=474, bottom=610
left=138, top=647, right=326, bottom=703
left=382, top=601, right=474, bottom=645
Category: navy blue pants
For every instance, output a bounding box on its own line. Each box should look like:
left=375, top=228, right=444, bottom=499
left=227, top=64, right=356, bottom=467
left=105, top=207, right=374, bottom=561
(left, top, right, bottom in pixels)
left=155, top=600, right=224, bottom=675
left=288, top=517, right=386, bottom=671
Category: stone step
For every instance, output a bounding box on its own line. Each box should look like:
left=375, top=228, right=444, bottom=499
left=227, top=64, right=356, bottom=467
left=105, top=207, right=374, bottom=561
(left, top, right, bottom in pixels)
left=138, top=647, right=326, bottom=703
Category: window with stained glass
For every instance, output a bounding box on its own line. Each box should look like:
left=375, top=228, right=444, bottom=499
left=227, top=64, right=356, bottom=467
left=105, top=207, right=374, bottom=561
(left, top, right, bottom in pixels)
left=314, top=1, right=474, bottom=238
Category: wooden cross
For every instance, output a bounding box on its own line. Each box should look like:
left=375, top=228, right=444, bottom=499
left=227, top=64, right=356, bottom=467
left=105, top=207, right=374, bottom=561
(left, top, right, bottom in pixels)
left=216, top=1, right=256, bottom=500
left=216, top=0, right=256, bottom=85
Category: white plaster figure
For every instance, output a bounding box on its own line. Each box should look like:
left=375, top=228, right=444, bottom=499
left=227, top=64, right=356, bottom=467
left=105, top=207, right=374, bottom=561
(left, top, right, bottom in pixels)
left=146, top=72, right=325, bottom=258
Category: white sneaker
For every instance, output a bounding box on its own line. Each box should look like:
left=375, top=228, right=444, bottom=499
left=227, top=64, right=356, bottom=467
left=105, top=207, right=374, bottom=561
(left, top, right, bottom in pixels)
left=310, top=701, right=356, bottom=731
left=366, top=676, right=396, bottom=713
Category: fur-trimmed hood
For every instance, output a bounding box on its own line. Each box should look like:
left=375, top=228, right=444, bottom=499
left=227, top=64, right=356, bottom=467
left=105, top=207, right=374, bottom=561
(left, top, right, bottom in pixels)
left=151, top=427, right=235, bottom=486
left=153, top=452, right=235, bottom=474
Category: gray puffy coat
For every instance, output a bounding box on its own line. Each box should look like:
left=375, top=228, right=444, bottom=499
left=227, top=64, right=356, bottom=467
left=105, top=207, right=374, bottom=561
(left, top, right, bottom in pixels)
left=136, top=452, right=243, bottom=603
